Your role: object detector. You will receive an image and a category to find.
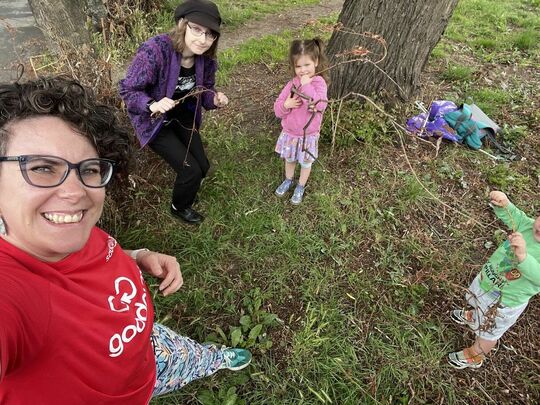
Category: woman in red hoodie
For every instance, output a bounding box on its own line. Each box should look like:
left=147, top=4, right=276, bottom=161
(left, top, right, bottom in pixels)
left=0, top=76, right=250, bottom=404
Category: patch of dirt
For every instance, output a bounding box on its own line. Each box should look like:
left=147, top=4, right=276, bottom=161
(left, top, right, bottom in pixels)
left=211, top=0, right=345, bottom=134
left=214, top=62, right=289, bottom=134
left=219, top=0, right=344, bottom=51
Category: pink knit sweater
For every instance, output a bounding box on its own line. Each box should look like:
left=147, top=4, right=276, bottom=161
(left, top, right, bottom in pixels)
left=274, top=75, right=328, bottom=137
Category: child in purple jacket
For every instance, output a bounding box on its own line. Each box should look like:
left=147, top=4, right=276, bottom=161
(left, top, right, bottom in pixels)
left=119, top=0, right=228, bottom=224
left=273, top=38, right=328, bottom=205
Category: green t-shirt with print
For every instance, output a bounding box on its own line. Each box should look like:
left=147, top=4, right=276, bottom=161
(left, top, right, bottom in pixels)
left=479, top=202, right=540, bottom=307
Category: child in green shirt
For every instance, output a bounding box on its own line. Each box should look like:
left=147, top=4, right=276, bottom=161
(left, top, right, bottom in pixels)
left=448, top=191, right=540, bottom=369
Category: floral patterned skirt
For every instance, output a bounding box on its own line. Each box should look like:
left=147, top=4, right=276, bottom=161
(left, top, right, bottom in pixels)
left=275, top=132, right=319, bottom=166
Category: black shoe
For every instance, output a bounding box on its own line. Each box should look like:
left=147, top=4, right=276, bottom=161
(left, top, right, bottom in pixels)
left=170, top=206, right=204, bottom=224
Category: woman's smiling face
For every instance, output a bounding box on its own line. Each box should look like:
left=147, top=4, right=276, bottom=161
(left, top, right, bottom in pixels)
left=0, top=116, right=105, bottom=262
left=182, top=20, right=215, bottom=56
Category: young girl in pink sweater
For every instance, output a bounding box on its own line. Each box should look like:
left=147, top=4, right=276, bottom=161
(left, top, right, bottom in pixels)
left=274, top=38, right=328, bottom=205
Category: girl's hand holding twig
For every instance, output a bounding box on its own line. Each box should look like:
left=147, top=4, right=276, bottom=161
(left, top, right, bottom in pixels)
left=490, top=190, right=510, bottom=207
left=508, top=232, right=527, bottom=263
left=284, top=94, right=302, bottom=109
left=149, top=97, right=176, bottom=114
left=213, top=91, right=228, bottom=108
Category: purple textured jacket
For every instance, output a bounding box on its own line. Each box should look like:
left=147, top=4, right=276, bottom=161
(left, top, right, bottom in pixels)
left=118, top=34, right=218, bottom=147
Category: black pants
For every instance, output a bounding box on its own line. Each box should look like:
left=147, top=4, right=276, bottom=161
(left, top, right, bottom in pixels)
left=149, top=120, right=210, bottom=209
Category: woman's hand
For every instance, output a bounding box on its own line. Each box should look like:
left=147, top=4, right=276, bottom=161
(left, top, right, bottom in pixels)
left=509, top=232, right=527, bottom=263
left=149, top=97, right=176, bottom=114
left=135, top=250, right=183, bottom=296
left=213, top=92, right=229, bottom=108
left=490, top=191, right=510, bottom=207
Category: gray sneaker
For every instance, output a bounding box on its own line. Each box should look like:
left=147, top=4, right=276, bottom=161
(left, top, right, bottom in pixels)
left=275, top=178, right=294, bottom=197
left=450, top=309, right=476, bottom=330
left=290, top=184, right=305, bottom=205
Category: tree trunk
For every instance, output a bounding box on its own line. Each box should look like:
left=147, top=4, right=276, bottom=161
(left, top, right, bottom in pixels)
left=86, top=0, right=108, bottom=32
left=28, top=0, right=106, bottom=51
left=327, top=0, right=458, bottom=102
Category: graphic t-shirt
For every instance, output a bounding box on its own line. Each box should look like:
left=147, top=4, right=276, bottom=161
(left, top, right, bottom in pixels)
left=173, top=65, right=196, bottom=100
left=479, top=203, right=540, bottom=307
left=168, top=65, right=196, bottom=124
left=0, top=227, right=156, bottom=404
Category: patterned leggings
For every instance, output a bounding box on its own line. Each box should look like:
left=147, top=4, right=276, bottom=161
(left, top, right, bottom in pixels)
left=151, top=323, right=224, bottom=397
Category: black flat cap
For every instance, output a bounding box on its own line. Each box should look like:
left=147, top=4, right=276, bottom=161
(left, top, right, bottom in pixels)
left=174, top=0, right=221, bottom=33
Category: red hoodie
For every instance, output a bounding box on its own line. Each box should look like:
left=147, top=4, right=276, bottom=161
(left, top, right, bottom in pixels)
left=0, top=227, right=156, bottom=404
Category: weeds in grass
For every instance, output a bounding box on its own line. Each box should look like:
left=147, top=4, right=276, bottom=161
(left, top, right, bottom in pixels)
left=512, top=29, right=539, bottom=51
left=499, top=124, right=528, bottom=145
left=484, top=163, right=531, bottom=192
left=467, top=88, right=512, bottom=116
left=206, top=288, right=281, bottom=350
left=321, top=100, right=390, bottom=148
left=473, top=37, right=499, bottom=51
left=441, top=64, right=476, bottom=83
left=444, top=0, right=540, bottom=62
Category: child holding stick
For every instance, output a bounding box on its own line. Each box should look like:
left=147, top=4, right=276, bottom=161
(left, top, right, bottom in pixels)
left=273, top=38, right=328, bottom=205
left=448, top=190, right=540, bottom=369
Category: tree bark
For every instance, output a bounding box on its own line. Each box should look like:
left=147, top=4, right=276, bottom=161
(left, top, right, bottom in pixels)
left=327, top=0, right=458, bottom=102
left=86, top=0, right=108, bottom=32
left=28, top=0, right=107, bottom=51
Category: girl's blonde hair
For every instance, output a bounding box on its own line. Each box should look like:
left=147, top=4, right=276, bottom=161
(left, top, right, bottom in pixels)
left=169, top=19, right=220, bottom=59
left=288, top=38, right=329, bottom=82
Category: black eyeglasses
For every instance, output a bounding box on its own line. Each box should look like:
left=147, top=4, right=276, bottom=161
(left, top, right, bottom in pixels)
left=187, top=23, right=217, bottom=42
left=0, top=155, right=116, bottom=188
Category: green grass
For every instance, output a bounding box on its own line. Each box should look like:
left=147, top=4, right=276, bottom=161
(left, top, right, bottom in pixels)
left=94, top=0, right=323, bottom=63
left=441, top=64, right=476, bottom=83
left=443, top=0, right=540, bottom=63
left=512, top=29, right=540, bottom=51
left=467, top=88, right=513, bottom=116
left=431, top=0, right=539, bottom=125
left=161, top=0, right=321, bottom=29
left=134, top=101, right=530, bottom=403
left=483, top=162, right=533, bottom=192
left=95, top=0, right=540, bottom=403
left=217, top=17, right=335, bottom=83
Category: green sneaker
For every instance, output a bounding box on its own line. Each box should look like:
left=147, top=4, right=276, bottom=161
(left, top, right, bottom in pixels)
left=220, top=348, right=252, bottom=371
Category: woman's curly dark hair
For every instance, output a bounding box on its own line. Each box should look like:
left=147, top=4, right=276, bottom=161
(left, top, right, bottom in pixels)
left=0, top=76, right=133, bottom=179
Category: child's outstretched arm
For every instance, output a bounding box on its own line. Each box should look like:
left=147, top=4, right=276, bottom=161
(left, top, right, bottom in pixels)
left=490, top=190, right=533, bottom=232
left=508, top=232, right=540, bottom=285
